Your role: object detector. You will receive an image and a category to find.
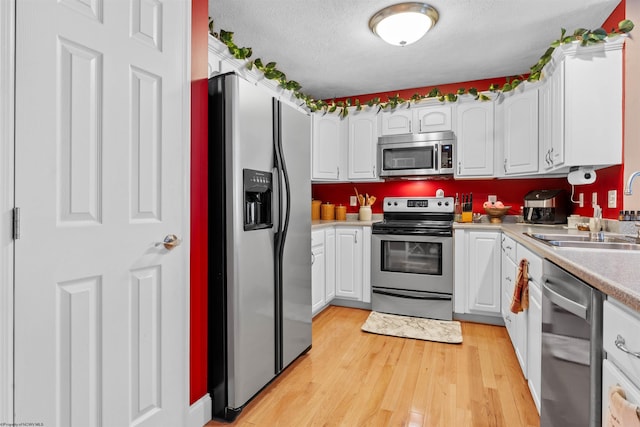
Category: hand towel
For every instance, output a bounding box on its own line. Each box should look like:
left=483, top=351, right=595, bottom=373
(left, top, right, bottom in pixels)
left=510, top=258, right=529, bottom=313
left=605, top=385, right=640, bottom=427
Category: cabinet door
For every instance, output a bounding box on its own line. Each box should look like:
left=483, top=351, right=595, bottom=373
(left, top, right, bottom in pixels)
left=528, top=280, right=542, bottom=413
left=415, top=105, right=452, bottom=133
left=380, top=109, right=412, bottom=135
left=467, top=231, right=501, bottom=315
left=335, top=228, right=363, bottom=301
left=455, top=102, right=495, bottom=177
left=311, top=244, right=326, bottom=315
left=325, top=228, right=336, bottom=301
left=539, top=79, right=553, bottom=171
left=502, top=89, right=539, bottom=175
left=548, top=65, right=565, bottom=169
left=312, top=114, right=346, bottom=180
left=348, top=112, right=378, bottom=180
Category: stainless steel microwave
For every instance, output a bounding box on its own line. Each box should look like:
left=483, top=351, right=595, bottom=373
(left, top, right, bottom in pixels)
left=377, top=131, right=455, bottom=178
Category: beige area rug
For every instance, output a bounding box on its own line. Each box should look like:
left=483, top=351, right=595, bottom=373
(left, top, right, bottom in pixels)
left=361, top=311, right=463, bottom=344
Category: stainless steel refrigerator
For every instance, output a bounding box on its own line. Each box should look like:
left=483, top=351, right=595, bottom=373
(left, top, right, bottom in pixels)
left=208, top=73, right=312, bottom=421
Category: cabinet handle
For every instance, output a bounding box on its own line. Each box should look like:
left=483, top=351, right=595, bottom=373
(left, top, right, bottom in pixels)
left=372, top=165, right=375, bottom=175
left=504, top=158, right=507, bottom=173
left=409, top=120, right=412, bottom=133
left=458, top=161, right=461, bottom=175
left=336, top=166, right=340, bottom=177
left=311, top=253, right=315, bottom=265
left=354, top=230, right=358, bottom=244
left=506, top=276, right=512, bottom=282
left=615, top=335, right=640, bottom=359
left=549, top=147, right=554, bottom=165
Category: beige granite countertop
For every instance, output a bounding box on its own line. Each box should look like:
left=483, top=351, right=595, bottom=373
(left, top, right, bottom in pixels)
left=456, top=221, right=640, bottom=313
left=312, top=213, right=383, bottom=229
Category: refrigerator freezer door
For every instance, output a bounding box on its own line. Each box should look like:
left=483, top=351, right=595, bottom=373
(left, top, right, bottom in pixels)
left=277, top=102, right=312, bottom=369
left=226, top=76, right=276, bottom=408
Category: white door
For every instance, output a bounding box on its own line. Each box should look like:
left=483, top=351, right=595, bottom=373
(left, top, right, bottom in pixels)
left=14, top=1, right=189, bottom=427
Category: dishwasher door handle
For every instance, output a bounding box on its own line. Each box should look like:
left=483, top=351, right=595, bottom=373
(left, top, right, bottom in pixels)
left=543, top=278, right=588, bottom=319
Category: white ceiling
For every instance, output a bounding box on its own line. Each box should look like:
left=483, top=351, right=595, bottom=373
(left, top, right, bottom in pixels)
left=209, top=0, right=621, bottom=100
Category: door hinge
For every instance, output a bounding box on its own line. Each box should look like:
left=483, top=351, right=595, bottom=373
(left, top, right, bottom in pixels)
left=13, top=207, right=20, bottom=240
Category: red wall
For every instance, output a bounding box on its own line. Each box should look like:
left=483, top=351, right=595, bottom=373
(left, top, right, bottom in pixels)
left=313, top=178, right=571, bottom=216
left=190, top=0, right=208, bottom=405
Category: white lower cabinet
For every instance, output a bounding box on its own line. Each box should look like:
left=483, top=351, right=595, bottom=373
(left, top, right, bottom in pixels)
left=454, top=229, right=501, bottom=317
left=311, top=230, right=327, bottom=315
left=602, top=298, right=640, bottom=425
left=518, top=244, right=542, bottom=414
left=335, top=226, right=371, bottom=303
left=502, top=236, right=527, bottom=376
left=325, top=228, right=336, bottom=301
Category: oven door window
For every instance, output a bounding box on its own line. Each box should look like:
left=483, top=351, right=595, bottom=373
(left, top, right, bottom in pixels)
left=381, top=240, right=442, bottom=275
left=382, top=146, right=434, bottom=171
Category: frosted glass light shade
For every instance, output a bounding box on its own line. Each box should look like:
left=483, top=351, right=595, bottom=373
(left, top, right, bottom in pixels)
left=369, top=3, right=439, bottom=47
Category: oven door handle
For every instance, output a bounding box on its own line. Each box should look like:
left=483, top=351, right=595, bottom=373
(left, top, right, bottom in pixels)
left=373, top=289, right=451, bottom=301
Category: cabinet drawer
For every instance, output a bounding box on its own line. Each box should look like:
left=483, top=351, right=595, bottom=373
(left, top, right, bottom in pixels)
left=501, top=234, right=516, bottom=263
left=312, top=230, right=324, bottom=247
left=604, top=300, right=640, bottom=387
left=516, top=243, right=543, bottom=285
left=602, top=359, right=640, bottom=425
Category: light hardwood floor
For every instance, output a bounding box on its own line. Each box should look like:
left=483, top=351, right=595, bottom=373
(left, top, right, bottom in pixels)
left=206, top=306, right=540, bottom=427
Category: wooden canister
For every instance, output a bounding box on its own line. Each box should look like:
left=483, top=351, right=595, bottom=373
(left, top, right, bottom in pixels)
left=335, top=205, right=347, bottom=221
left=311, top=199, right=322, bottom=220
left=320, top=202, right=335, bottom=220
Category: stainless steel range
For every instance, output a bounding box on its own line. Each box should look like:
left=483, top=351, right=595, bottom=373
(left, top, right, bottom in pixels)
left=371, top=196, right=454, bottom=320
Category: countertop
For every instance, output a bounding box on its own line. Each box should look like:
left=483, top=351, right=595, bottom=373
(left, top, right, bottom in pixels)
left=457, top=221, right=640, bottom=313
left=312, top=213, right=383, bottom=229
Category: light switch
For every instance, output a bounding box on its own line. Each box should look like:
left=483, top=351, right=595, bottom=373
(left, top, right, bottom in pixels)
left=579, top=193, right=584, bottom=208
left=608, top=190, right=617, bottom=209
left=592, top=192, right=598, bottom=207
left=350, top=195, right=357, bottom=206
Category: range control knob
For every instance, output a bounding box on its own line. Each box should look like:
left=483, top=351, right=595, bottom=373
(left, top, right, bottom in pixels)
left=438, top=201, right=442, bottom=206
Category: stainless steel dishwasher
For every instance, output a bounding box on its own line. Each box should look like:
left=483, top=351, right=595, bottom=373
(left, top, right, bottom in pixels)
left=541, top=260, right=603, bottom=427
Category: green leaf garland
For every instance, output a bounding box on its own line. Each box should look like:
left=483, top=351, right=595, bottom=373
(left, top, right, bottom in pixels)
left=208, top=17, right=634, bottom=117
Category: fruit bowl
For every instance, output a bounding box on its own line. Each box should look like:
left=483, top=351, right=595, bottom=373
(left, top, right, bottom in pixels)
left=484, top=206, right=511, bottom=223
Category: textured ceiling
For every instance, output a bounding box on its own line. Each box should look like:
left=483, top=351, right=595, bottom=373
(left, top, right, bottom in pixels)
left=209, top=0, right=621, bottom=100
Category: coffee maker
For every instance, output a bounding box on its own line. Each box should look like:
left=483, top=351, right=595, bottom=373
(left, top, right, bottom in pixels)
left=523, top=189, right=568, bottom=224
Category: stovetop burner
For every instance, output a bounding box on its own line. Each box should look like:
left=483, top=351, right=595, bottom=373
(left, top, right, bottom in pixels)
left=372, top=197, right=454, bottom=236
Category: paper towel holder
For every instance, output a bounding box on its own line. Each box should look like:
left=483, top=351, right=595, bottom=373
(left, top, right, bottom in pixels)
left=568, top=167, right=596, bottom=185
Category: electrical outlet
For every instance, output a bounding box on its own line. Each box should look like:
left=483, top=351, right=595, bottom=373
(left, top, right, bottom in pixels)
left=350, top=195, right=357, bottom=206
left=488, top=195, right=497, bottom=203
left=579, top=193, right=584, bottom=208
left=592, top=192, right=598, bottom=207
left=608, top=190, right=617, bottom=209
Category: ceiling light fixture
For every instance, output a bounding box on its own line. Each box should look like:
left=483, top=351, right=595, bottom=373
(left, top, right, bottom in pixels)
left=369, top=2, right=439, bottom=47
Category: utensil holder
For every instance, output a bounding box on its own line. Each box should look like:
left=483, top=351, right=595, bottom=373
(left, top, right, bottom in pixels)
left=359, top=206, right=372, bottom=221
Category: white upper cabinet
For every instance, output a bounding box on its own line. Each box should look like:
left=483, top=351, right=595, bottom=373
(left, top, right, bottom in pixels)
left=454, top=100, right=495, bottom=177
left=348, top=109, right=379, bottom=180
left=380, top=104, right=452, bottom=135
left=311, top=113, right=347, bottom=181
left=539, top=38, right=624, bottom=172
left=497, top=85, right=539, bottom=176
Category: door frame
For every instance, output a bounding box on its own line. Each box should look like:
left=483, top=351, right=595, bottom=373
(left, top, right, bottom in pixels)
left=0, top=0, right=15, bottom=422
left=0, top=0, right=193, bottom=423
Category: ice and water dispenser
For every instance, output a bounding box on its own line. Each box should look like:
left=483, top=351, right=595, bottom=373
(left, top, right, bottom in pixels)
left=243, top=169, right=272, bottom=231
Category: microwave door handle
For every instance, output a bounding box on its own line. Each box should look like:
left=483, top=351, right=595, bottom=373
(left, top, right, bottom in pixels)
left=434, top=145, right=439, bottom=171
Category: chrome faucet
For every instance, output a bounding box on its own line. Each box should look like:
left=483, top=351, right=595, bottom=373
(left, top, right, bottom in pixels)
left=625, top=171, right=640, bottom=195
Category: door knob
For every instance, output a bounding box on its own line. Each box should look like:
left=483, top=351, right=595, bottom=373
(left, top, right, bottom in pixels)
left=161, top=234, right=181, bottom=250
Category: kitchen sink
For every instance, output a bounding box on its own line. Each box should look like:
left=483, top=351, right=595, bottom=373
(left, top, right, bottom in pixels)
left=525, top=232, right=640, bottom=250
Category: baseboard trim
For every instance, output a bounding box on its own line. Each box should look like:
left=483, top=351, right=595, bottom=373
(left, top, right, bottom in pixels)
left=188, top=393, right=212, bottom=427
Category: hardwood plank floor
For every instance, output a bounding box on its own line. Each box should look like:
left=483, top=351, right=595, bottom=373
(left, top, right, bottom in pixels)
left=206, top=306, right=539, bottom=427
